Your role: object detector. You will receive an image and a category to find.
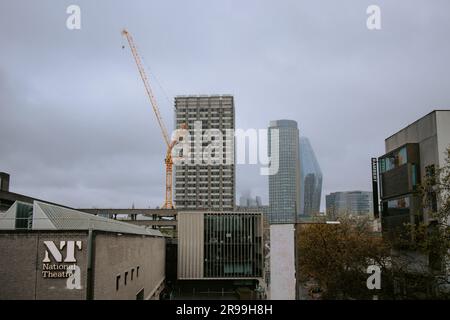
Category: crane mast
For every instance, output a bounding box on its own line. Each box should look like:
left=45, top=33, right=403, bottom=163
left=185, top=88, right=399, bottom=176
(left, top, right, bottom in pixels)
left=122, top=29, right=181, bottom=209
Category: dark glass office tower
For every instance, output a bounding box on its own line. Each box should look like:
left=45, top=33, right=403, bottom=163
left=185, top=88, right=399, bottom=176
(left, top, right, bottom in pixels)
left=299, top=137, right=322, bottom=217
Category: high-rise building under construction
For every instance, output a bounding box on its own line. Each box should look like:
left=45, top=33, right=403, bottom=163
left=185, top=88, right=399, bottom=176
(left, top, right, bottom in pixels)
left=174, top=95, right=235, bottom=210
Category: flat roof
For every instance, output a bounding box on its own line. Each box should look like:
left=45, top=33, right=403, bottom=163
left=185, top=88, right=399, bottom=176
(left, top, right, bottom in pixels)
left=175, top=94, right=233, bottom=98
left=385, top=109, right=450, bottom=142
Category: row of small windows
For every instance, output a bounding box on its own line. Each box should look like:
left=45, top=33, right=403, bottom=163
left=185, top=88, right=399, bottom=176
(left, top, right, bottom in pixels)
left=175, top=172, right=234, bottom=176
left=175, top=178, right=233, bottom=182
left=116, top=266, right=140, bottom=291
left=175, top=200, right=233, bottom=204
left=176, top=108, right=232, bottom=111
left=175, top=161, right=233, bottom=165
left=175, top=194, right=234, bottom=198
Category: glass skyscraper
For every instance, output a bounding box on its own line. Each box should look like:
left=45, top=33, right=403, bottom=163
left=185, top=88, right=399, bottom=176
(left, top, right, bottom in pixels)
left=268, top=120, right=301, bottom=224
left=299, top=137, right=323, bottom=217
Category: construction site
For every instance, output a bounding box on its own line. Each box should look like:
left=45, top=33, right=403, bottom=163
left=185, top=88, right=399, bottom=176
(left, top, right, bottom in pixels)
left=0, top=29, right=268, bottom=300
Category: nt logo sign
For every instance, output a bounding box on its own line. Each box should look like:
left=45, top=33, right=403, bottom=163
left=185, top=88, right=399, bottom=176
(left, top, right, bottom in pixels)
left=42, top=240, right=83, bottom=290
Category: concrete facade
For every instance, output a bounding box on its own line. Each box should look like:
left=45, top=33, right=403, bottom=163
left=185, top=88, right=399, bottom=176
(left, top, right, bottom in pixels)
left=0, top=230, right=165, bottom=300
left=0, top=201, right=166, bottom=300
left=174, top=95, right=235, bottom=210
left=269, top=224, right=296, bottom=300
left=177, top=211, right=204, bottom=279
left=92, top=232, right=165, bottom=300
left=379, top=110, right=450, bottom=233
left=0, top=231, right=88, bottom=300
left=385, top=110, right=450, bottom=181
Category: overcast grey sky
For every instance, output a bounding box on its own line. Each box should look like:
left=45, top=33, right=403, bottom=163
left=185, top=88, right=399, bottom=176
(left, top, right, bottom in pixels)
left=1, top=0, right=449, bottom=209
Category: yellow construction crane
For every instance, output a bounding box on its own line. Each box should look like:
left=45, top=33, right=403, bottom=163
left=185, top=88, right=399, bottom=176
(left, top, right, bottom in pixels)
left=122, top=29, right=185, bottom=209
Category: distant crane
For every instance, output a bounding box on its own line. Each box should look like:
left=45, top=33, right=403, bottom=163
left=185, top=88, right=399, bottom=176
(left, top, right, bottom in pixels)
left=122, top=29, right=186, bottom=209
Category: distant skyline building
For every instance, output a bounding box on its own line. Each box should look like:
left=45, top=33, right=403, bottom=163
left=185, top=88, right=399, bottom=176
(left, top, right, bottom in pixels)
left=299, top=137, right=322, bottom=217
left=174, top=95, right=235, bottom=210
left=326, top=191, right=373, bottom=219
left=268, top=120, right=301, bottom=224
left=239, top=192, right=262, bottom=208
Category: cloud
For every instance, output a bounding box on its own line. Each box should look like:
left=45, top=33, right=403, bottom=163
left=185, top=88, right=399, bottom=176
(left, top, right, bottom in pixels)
left=1, top=0, right=449, bottom=210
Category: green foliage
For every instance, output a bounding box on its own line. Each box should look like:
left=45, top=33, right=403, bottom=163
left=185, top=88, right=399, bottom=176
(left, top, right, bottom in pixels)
left=298, top=216, right=390, bottom=299
left=298, top=148, right=450, bottom=299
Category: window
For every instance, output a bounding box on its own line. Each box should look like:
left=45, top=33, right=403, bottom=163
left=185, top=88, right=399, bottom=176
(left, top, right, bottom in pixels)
left=125, top=272, right=128, bottom=285
left=383, top=197, right=410, bottom=217
left=398, top=147, right=407, bottom=166
left=388, top=197, right=409, bottom=209
left=411, top=164, right=418, bottom=187
left=15, top=202, right=33, bottom=230
left=137, top=266, right=140, bottom=278
left=380, top=147, right=408, bottom=173
left=116, top=275, right=121, bottom=291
